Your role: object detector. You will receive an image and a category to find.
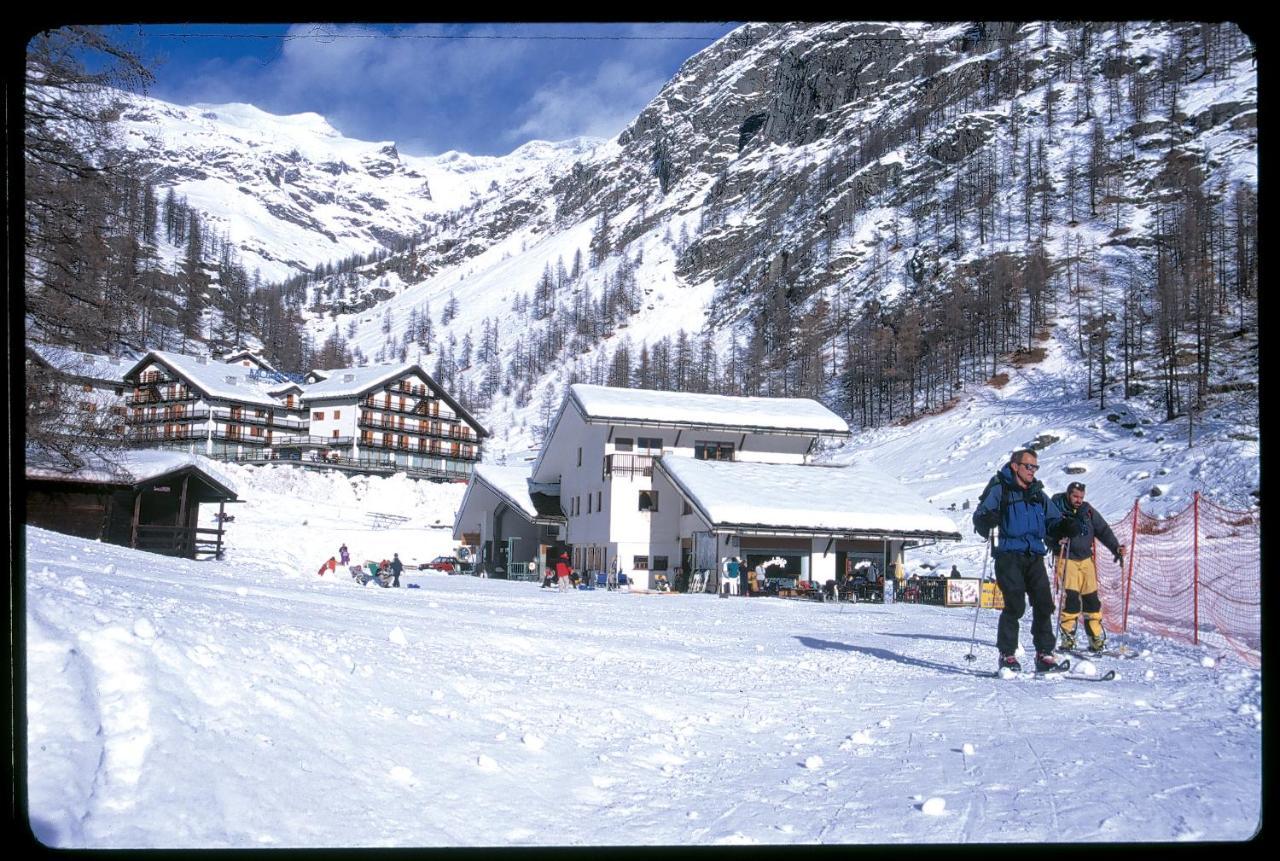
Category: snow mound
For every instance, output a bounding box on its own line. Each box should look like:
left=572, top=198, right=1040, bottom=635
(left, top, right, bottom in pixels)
left=921, top=797, right=947, bottom=815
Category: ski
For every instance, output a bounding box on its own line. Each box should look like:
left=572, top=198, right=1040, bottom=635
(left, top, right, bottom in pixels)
left=1063, top=669, right=1117, bottom=681
left=1064, top=647, right=1134, bottom=660
left=995, top=658, right=1071, bottom=679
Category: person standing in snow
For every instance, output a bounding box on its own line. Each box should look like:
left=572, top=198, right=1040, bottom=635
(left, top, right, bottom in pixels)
left=339, top=544, right=350, bottom=566
left=724, top=556, right=741, bottom=596
left=318, top=557, right=335, bottom=577
left=607, top=557, right=619, bottom=591
left=950, top=564, right=961, bottom=578
left=555, top=552, right=572, bottom=592
left=973, top=449, right=1079, bottom=673
left=1051, top=482, right=1124, bottom=652
left=389, top=553, right=404, bottom=588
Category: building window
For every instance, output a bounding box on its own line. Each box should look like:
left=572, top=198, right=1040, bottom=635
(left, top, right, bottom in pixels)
left=83, top=384, right=93, bottom=392
left=614, top=437, right=633, bottom=452
left=333, top=429, right=341, bottom=438
left=577, top=447, right=583, bottom=467
left=313, top=411, right=325, bottom=421
left=633, top=556, right=649, bottom=570
left=587, top=494, right=593, bottom=514
left=639, top=490, right=658, bottom=512
left=694, top=441, right=735, bottom=461
left=682, top=500, right=693, bottom=515
left=597, top=490, right=602, bottom=511
left=333, top=410, right=341, bottom=419
left=652, top=556, right=669, bottom=571
left=638, top=436, right=663, bottom=451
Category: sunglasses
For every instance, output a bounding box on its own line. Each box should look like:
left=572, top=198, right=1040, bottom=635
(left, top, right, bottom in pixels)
left=1015, top=461, right=1039, bottom=472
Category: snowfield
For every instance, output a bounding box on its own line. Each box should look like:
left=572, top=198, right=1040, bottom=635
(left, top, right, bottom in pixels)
left=24, top=463, right=1260, bottom=846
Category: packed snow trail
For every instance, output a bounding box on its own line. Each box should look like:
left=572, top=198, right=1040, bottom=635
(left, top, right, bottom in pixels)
left=25, top=526, right=1259, bottom=847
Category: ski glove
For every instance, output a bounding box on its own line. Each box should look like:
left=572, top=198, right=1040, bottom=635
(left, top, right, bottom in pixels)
left=973, top=511, right=998, bottom=538
left=1112, top=548, right=1124, bottom=565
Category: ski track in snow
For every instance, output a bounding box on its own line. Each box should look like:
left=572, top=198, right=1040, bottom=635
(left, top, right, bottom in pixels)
left=23, top=525, right=1260, bottom=847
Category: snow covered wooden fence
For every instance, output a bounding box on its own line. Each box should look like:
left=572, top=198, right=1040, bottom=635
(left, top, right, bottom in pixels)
left=1090, top=492, right=1260, bottom=667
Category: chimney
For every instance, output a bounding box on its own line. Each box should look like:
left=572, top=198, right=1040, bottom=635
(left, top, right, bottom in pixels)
left=343, top=373, right=356, bottom=383
left=225, top=376, right=237, bottom=385
left=197, top=356, right=208, bottom=365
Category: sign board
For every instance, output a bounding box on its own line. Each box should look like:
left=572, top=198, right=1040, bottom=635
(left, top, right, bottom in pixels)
left=981, top=581, right=1005, bottom=609
left=945, top=578, right=981, bottom=607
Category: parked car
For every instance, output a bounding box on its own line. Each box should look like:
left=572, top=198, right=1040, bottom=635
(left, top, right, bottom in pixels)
left=419, top=556, right=464, bottom=573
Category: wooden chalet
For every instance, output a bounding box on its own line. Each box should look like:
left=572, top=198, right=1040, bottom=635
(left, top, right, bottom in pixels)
left=25, top=451, right=240, bottom=560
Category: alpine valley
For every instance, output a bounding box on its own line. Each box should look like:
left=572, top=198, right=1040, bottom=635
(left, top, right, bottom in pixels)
left=31, top=21, right=1258, bottom=475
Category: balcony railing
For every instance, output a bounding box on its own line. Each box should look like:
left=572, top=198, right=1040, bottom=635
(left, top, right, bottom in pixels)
left=211, top=429, right=270, bottom=445
left=359, top=394, right=443, bottom=417
left=128, top=409, right=210, bottom=426
left=273, top=435, right=354, bottom=448
left=126, top=428, right=206, bottom=443
left=208, top=408, right=309, bottom=430
left=605, top=454, right=655, bottom=478
left=127, top=390, right=198, bottom=406
left=357, top=412, right=475, bottom=440
left=359, top=435, right=479, bottom=461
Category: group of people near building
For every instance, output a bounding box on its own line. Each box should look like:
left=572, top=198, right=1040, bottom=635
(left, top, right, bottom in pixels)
left=317, top=542, right=406, bottom=587
left=973, top=449, right=1125, bottom=673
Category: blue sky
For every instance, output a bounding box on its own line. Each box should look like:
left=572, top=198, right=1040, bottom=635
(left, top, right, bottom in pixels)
left=113, top=23, right=739, bottom=157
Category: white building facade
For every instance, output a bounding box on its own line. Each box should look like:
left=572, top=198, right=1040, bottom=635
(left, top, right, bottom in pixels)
left=528, top=384, right=874, bottom=589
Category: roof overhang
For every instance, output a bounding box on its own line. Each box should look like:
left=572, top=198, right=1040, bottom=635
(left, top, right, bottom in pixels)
left=653, top=456, right=961, bottom=543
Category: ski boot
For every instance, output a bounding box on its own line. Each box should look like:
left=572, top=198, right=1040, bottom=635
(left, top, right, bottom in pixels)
left=1058, top=629, right=1076, bottom=651
left=1087, top=632, right=1107, bottom=654
left=1035, top=651, right=1065, bottom=673
left=998, top=654, right=1022, bottom=673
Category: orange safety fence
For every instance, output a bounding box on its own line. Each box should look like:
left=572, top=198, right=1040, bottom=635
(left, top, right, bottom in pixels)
left=1055, top=492, right=1260, bottom=667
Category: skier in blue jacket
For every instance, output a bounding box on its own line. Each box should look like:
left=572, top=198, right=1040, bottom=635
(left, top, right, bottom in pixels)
left=973, top=449, right=1080, bottom=673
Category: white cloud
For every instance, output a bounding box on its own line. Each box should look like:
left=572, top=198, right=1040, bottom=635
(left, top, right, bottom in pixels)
left=510, top=58, right=670, bottom=144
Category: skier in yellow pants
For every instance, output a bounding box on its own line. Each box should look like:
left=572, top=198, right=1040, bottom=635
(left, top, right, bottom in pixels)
left=1051, top=482, right=1125, bottom=652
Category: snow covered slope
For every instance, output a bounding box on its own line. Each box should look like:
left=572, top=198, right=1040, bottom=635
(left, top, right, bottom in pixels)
left=109, top=90, right=602, bottom=282
left=24, top=491, right=1260, bottom=847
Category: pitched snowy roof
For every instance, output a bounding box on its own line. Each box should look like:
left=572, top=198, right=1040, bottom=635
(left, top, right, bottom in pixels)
left=219, top=349, right=279, bottom=374
left=656, top=456, right=960, bottom=540
left=126, top=350, right=283, bottom=408
left=28, top=344, right=132, bottom=385
left=25, top=448, right=241, bottom=497
left=568, top=384, right=851, bottom=436
left=300, top=364, right=410, bottom=399
left=302, top=363, right=488, bottom=437
left=471, top=463, right=562, bottom=523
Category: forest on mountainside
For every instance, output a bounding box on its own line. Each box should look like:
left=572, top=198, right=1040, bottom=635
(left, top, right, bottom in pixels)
left=23, top=23, right=1258, bottom=449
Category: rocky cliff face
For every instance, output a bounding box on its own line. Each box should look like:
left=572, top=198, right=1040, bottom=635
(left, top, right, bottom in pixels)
left=100, top=22, right=1256, bottom=442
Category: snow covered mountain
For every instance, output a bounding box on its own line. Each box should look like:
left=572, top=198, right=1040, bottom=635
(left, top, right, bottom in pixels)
left=88, top=22, right=1256, bottom=489
left=110, top=92, right=602, bottom=282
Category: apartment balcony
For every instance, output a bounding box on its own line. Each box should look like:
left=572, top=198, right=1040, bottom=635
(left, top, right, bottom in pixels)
left=211, top=429, right=270, bottom=445
left=127, top=390, right=198, bottom=407
left=126, top=428, right=206, bottom=444
left=359, top=435, right=480, bottom=461
left=359, top=395, right=440, bottom=417
left=273, top=435, right=354, bottom=448
left=209, top=408, right=309, bottom=430
left=357, top=412, right=475, bottom=440
left=604, top=454, right=655, bottom=478
left=128, top=409, right=210, bottom=426
left=385, top=382, right=432, bottom=397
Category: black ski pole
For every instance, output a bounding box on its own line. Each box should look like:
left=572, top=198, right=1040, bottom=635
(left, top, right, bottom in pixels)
left=964, top=535, right=993, bottom=663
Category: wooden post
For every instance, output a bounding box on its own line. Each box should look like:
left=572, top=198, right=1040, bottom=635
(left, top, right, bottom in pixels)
left=1123, top=498, right=1139, bottom=633
left=131, top=491, right=142, bottom=549
left=1193, top=490, right=1201, bottom=646
left=216, top=500, right=226, bottom=560
left=177, top=473, right=190, bottom=557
